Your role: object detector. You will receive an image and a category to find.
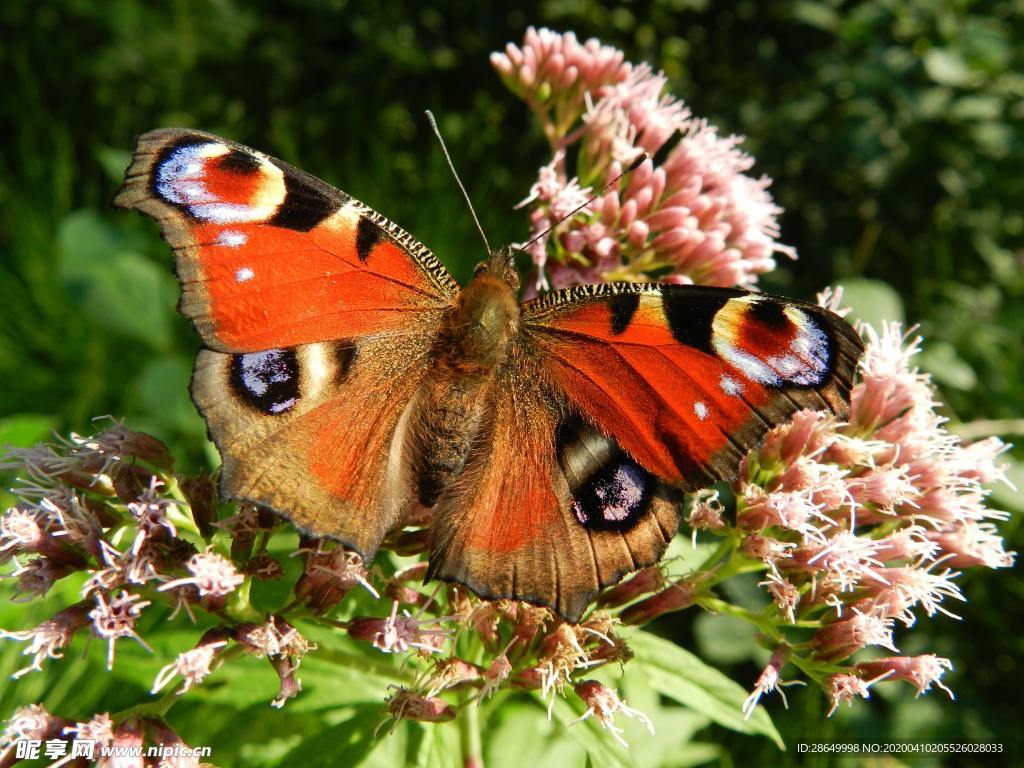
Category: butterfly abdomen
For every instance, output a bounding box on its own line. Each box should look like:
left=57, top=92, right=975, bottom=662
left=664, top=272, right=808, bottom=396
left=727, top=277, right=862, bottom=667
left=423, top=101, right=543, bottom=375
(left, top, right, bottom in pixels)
left=412, top=270, right=521, bottom=506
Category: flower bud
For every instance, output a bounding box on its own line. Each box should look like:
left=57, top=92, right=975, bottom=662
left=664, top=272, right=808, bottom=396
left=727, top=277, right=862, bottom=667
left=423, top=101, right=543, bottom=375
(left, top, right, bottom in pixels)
left=619, top=578, right=699, bottom=625
left=596, top=567, right=664, bottom=607
left=855, top=655, right=953, bottom=698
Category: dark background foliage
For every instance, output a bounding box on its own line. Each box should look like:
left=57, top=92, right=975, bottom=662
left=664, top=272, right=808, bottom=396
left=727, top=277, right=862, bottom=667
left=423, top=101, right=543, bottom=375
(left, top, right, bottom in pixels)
left=1, top=1, right=1021, bottom=765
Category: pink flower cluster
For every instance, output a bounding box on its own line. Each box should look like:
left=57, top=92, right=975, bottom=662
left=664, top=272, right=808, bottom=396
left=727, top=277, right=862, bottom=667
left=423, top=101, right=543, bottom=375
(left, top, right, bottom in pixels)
left=493, top=27, right=794, bottom=292
left=0, top=422, right=652, bottom=748
left=600, top=294, right=1013, bottom=715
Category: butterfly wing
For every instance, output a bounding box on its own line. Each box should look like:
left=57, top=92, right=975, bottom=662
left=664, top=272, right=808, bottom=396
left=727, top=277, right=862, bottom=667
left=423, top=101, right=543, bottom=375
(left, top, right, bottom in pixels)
left=522, top=284, right=864, bottom=490
left=115, top=128, right=457, bottom=353
left=427, top=283, right=862, bottom=621
left=426, top=355, right=681, bottom=622
left=117, top=129, right=456, bottom=558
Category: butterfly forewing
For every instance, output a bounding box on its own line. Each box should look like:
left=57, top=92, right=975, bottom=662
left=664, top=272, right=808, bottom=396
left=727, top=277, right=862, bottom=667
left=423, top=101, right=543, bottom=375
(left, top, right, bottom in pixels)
left=522, top=283, right=863, bottom=491
left=115, top=128, right=457, bottom=353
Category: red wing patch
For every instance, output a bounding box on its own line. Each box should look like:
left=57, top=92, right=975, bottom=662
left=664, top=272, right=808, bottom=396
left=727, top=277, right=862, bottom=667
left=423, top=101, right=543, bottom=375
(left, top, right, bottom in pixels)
left=115, top=128, right=458, bottom=353
left=523, top=284, right=863, bottom=490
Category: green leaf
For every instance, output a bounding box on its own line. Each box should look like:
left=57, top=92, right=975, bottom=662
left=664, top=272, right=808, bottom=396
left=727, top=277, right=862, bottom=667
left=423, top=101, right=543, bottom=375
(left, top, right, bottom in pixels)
left=58, top=210, right=176, bottom=349
left=694, top=612, right=760, bottom=665
left=0, top=413, right=55, bottom=447
left=916, top=341, right=977, bottom=390
left=133, top=356, right=204, bottom=433
left=405, top=721, right=460, bottom=768
left=663, top=742, right=723, bottom=768
left=484, top=698, right=586, bottom=768
left=276, top=705, right=384, bottom=767
left=989, top=455, right=1024, bottom=514
left=836, top=277, right=905, bottom=328
left=923, top=48, right=974, bottom=87
left=95, top=145, right=133, bottom=183
left=625, top=630, right=784, bottom=749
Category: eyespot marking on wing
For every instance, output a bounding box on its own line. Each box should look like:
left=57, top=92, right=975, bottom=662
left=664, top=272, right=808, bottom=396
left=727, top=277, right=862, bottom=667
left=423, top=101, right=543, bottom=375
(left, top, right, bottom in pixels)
left=557, top=418, right=655, bottom=532
left=570, top=458, right=653, bottom=530
left=155, top=141, right=287, bottom=224
left=229, top=349, right=300, bottom=415
left=712, top=296, right=831, bottom=387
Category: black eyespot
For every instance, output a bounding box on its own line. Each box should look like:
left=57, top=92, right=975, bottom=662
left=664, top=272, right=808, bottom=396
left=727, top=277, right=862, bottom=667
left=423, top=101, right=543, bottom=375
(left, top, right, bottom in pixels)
left=229, top=349, right=300, bottom=414
left=570, top=456, right=653, bottom=532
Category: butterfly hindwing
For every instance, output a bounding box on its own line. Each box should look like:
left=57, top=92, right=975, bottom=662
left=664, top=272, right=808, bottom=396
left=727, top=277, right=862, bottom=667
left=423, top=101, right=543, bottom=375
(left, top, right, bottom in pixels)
left=115, top=128, right=458, bottom=353
left=191, top=325, right=444, bottom=559
left=522, top=283, right=863, bottom=491
left=426, top=356, right=680, bottom=622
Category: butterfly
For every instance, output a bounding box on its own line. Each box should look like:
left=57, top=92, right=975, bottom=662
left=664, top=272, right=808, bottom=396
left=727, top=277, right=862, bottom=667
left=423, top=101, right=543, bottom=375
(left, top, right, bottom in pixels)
left=115, top=128, right=864, bottom=622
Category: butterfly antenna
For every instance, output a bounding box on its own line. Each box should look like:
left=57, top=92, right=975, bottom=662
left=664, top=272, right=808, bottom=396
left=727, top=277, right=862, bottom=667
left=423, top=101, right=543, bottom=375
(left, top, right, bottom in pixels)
left=425, top=110, right=493, bottom=255
left=521, top=153, right=648, bottom=253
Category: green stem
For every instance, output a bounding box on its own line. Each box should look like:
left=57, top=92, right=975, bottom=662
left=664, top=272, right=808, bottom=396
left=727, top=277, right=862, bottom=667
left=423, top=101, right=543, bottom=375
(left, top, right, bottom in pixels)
left=696, top=596, right=780, bottom=639
left=112, top=689, right=181, bottom=721
left=459, top=692, right=484, bottom=768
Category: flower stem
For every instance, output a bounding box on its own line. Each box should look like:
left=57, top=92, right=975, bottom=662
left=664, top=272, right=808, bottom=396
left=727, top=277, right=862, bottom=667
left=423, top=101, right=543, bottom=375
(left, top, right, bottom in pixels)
left=459, top=692, right=484, bottom=768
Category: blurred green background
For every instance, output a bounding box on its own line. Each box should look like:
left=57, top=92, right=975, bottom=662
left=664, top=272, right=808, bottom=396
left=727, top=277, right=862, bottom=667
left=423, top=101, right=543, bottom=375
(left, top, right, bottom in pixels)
left=1, top=0, right=1021, bottom=765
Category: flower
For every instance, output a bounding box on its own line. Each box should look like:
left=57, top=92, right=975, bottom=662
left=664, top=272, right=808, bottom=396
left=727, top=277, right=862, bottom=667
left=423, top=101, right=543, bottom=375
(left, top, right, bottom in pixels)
left=498, top=29, right=793, bottom=292
left=151, top=632, right=229, bottom=694
left=293, top=539, right=378, bottom=613
left=856, top=655, right=954, bottom=698
left=348, top=602, right=453, bottom=655
left=126, top=477, right=180, bottom=555
left=158, top=550, right=245, bottom=600
left=742, top=645, right=805, bottom=719
left=0, top=603, right=91, bottom=678
left=572, top=680, right=654, bottom=748
left=825, top=672, right=888, bottom=717
left=378, top=688, right=456, bottom=734
left=0, top=704, right=69, bottom=760
left=89, top=590, right=153, bottom=669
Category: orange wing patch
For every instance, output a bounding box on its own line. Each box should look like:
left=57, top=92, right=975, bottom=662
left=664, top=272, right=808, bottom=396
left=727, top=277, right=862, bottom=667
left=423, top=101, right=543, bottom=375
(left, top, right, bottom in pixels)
left=115, top=128, right=457, bottom=353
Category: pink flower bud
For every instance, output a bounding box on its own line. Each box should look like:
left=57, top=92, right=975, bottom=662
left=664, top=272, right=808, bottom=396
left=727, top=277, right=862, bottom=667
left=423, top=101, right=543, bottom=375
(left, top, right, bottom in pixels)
left=597, top=567, right=665, bottom=607
left=812, top=610, right=897, bottom=663
left=824, top=673, right=876, bottom=716
left=572, top=680, right=654, bottom=747
left=383, top=688, right=455, bottom=726
left=619, top=578, right=699, bottom=625
left=855, top=655, right=953, bottom=698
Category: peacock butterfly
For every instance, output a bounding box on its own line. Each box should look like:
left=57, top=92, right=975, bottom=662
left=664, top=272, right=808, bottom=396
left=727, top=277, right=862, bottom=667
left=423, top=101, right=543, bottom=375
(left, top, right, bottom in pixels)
left=115, top=128, right=863, bottom=622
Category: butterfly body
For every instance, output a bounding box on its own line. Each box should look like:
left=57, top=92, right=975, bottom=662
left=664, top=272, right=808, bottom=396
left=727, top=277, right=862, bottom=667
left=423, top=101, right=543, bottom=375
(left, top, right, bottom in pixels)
left=413, top=259, right=521, bottom=506
left=116, top=128, right=864, bottom=621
